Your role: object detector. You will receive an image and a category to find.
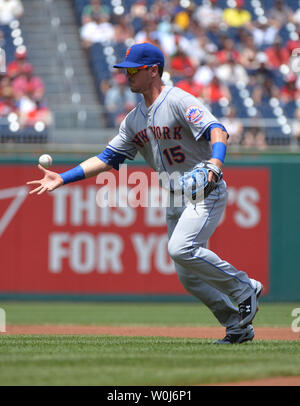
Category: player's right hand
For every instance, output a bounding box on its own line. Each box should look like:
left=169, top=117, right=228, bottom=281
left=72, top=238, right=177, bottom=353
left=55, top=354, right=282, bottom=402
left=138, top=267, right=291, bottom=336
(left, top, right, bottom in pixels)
left=26, top=164, right=64, bottom=195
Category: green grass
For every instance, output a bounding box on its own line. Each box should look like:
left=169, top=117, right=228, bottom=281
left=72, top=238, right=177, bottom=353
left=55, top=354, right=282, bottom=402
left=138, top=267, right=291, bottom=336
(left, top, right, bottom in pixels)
left=0, top=335, right=300, bottom=386
left=1, top=301, right=299, bottom=326
left=0, top=302, right=300, bottom=385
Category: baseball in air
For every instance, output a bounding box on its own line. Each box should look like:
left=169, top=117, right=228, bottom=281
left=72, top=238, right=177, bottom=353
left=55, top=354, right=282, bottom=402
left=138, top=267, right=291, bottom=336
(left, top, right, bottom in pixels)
left=39, top=154, right=53, bottom=168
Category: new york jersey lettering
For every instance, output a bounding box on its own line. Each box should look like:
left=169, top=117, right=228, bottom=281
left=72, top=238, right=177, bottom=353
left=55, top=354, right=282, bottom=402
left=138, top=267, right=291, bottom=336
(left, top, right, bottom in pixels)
left=132, top=129, right=149, bottom=147
left=149, top=126, right=182, bottom=141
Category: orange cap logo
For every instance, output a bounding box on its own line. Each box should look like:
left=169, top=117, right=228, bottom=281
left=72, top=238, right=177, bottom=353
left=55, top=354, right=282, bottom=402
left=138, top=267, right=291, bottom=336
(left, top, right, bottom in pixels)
left=126, top=48, right=131, bottom=58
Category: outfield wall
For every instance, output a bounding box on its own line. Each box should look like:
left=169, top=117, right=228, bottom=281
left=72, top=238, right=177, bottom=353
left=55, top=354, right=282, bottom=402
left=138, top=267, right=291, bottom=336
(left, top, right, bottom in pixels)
left=0, top=154, right=299, bottom=302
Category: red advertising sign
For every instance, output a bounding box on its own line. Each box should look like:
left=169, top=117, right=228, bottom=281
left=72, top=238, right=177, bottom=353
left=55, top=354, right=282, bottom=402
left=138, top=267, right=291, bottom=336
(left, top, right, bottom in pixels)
left=0, top=165, right=269, bottom=294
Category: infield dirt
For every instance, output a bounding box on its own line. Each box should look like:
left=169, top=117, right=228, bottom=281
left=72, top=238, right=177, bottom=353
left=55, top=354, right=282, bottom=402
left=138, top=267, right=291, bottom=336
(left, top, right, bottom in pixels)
left=4, top=324, right=299, bottom=340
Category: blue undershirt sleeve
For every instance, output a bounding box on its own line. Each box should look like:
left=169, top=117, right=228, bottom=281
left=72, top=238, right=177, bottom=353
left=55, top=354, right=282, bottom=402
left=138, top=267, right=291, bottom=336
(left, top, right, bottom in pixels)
left=97, top=148, right=127, bottom=170
left=203, top=123, right=229, bottom=141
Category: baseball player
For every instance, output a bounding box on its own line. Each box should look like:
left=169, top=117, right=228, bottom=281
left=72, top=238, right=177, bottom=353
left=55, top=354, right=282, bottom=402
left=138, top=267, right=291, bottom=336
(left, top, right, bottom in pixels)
left=27, top=43, right=263, bottom=344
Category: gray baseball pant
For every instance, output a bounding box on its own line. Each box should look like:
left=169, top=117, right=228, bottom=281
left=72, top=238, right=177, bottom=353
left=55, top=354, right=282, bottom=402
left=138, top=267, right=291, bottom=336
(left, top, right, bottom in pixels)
left=166, top=180, right=254, bottom=334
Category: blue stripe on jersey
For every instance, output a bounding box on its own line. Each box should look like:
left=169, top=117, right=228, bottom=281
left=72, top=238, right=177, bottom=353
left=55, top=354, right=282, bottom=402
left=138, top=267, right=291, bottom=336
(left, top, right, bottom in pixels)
left=153, top=87, right=175, bottom=123
left=97, top=148, right=127, bottom=170
left=107, top=144, right=135, bottom=160
left=152, top=87, right=175, bottom=173
left=139, top=105, right=146, bottom=118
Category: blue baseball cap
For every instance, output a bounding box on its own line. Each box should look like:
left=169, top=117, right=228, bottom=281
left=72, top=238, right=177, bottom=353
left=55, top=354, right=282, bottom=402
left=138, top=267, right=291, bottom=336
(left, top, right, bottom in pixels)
left=114, top=43, right=165, bottom=69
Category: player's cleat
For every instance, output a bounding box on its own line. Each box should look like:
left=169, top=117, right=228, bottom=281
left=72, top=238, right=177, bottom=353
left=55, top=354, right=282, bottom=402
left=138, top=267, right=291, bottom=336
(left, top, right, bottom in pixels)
left=214, top=325, right=254, bottom=344
left=238, top=280, right=263, bottom=328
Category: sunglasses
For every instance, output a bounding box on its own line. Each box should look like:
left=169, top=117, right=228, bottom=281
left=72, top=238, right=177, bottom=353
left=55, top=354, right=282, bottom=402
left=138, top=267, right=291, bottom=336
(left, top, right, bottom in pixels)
left=126, top=65, right=155, bottom=75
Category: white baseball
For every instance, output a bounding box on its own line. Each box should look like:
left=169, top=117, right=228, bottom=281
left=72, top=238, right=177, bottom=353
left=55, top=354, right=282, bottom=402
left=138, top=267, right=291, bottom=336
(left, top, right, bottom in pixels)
left=39, top=154, right=53, bottom=168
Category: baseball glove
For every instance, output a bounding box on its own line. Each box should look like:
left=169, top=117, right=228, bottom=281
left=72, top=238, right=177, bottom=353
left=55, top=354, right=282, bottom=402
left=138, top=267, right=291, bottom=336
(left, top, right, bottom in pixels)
left=178, top=160, right=223, bottom=203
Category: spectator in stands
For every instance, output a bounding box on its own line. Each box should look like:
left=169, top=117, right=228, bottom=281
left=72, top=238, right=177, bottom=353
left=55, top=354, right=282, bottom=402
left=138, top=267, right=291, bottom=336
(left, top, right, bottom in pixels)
left=137, top=16, right=190, bottom=58
left=238, top=32, right=260, bottom=69
left=223, top=0, right=252, bottom=28
left=248, top=52, right=274, bottom=87
left=280, top=73, right=300, bottom=104
left=81, top=0, right=110, bottom=26
left=255, top=130, right=267, bottom=150
left=6, top=47, right=34, bottom=80
left=202, top=75, right=232, bottom=104
left=216, top=37, right=240, bottom=64
left=175, top=67, right=203, bottom=99
left=159, top=29, right=192, bottom=59
left=12, top=64, right=44, bottom=101
left=241, top=128, right=267, bottom=150
left=129, top=0, right=148, bottom=19
left=194, top=54, right=217, bottom=87
left=172, top=2, right=195, bottom=33
left=0, top=76, right=15, bottom=117
left=193, top=0, right=223, bottom=30
left=251, top=55, right=279, bottom=100
left=114, top=16, right=135, bottom=44
left=169, top=47, right=195, bottom=81
left=18, top=99, right=52, bottom=128
left=0, top=0, right=23, bottom=25
left=127, top=0, right=149, bottom=34
left=241, top=130, right=255, bottom=148
left=80, top=12, right=115, bottom=49
left=0, top=75, right=12, bottom=94
left=252, top=17, right=278, bottom=50
left=265, top=37, right=290, bottom=69
left=267, top=0, right=293, bottom=29
left=149, top=1, right=169, bottom=32
left=216, top=56, right=249, bottom=86
left=104, top=73, right=137, bottom=128
left=221, top=106, right=243, bottom=146
left=183, top=23, right=218, bottom=65
left=252, top=76, right=280, bottom=106
left=134, top=17, right=159, bottom=46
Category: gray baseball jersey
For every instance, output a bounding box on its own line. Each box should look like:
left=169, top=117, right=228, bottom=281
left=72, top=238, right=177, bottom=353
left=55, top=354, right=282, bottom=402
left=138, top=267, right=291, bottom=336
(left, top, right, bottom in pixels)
left=105, top=84, right=256, bottom=335
left=107, top=85, right=218, bottom=175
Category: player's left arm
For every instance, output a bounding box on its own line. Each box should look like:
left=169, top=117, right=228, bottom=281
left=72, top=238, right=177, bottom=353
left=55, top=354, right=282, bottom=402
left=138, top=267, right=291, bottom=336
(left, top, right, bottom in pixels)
left=208, top=127, right=228, bottom=182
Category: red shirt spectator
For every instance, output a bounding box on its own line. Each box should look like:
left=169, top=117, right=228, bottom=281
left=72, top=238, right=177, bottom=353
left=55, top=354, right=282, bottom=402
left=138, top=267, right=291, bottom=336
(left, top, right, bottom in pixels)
left=216, top=38, right=240, bottom=64
left=169, top=49, right=195, bottom=78
left=217, top=49, right=240, bottom=64
left=6, top=48, right=34, bottom=79
left=265, top=40, right=290, bottom=68
left=176, top=79, right=203, bottom=99
left=176, top=68, right=203, bottom=98
left=203, top=76, right=232, bottom=103
left=12, top=64, right=44, bottom=99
